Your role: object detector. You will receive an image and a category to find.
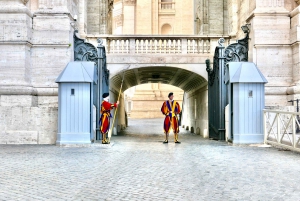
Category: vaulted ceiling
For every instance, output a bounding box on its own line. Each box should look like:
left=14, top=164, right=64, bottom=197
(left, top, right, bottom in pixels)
left=110, top=67, right=207, bottom=92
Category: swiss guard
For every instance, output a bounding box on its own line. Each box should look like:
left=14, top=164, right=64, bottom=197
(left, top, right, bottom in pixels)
left=99, top=93, right=119, bottom=144
left=161, top=92, right=181, bottom=143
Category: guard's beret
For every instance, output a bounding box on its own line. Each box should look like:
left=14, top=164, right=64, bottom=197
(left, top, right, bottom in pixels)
left=168, top=92, right=173, bottom=98
left=102, top=93, right=109, bottom=98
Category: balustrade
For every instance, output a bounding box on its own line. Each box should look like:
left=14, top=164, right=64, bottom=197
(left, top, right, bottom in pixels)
left=104, top=36, right=213, bottom=54
left=159, top=2, right=175, bottom=9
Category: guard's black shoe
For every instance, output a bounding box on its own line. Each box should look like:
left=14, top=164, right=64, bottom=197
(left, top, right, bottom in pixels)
left=163, top=140, right=168, bottom=144
left=175, top=140, right=181, bottom=144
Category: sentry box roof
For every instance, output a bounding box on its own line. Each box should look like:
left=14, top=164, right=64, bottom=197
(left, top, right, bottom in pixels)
left=56, top=62, right=97, bottom=84
left=225, top=62, right=268, bottom=84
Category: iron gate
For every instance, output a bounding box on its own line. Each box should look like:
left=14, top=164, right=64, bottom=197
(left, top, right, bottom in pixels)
left=74, top=30, right=110, bottom=141
left=206, top=26, right=249, bottom=140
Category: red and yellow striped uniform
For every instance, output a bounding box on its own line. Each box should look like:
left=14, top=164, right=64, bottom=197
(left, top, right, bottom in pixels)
left=99, top=101, right=117, bottom=134
left=161, top=100, right=181, bottom=134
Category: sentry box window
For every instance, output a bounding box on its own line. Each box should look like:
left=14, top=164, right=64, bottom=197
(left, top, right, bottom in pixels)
left=71, top=89, right=75, bottom=95
left=248, top=90, right=253, bottom=98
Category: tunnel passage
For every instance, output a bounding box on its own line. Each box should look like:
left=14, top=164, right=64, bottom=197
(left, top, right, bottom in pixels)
left=110, top=66, right=207, bottom=92
left=109, top=66, right=209, bottom=137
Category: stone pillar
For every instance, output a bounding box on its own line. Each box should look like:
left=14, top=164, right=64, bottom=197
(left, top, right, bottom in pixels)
left=32, top=0, right=77, bottom=96
left=0, top=0, right=33, bottom=95
left=112, top=0, right=123, bottom=34
left=0, top=0, right=79, bottom=144
left=208, top=0, right=224, bottom=34
left=123, top=0, right=136, bottom=34
left=78, top=0, right=87, bottom=37
left=0, top=0, right=37, bottom=144
left=227, top=0, right=237, bottom=37
left=288, top=2, right=300, bottom=101
left=195, top=0, right=209, bottom=35
left=87, top=0, right=113, bottom=34
left=247, top=0, right=292, bottom=106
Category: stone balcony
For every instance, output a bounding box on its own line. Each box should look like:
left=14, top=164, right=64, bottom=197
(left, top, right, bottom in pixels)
left=85, top=35, right=230, bottom=80
left=86, top=34, right=230, bottom=55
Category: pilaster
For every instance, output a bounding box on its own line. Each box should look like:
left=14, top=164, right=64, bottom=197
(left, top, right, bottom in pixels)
left=87, top=0, right=113, bottom=34
left=245, top=0, right=292, bottom=106
left=123, top=0, right=136, bottom=34
left=0, top=0, right=33, bottom=92
left=78, top=0, right=87, bottom=37
left=208, top=0, right=224, bottom=35
left=31, top=0, right=78, bottom=91
left=289, top=5, right=300, bottom=94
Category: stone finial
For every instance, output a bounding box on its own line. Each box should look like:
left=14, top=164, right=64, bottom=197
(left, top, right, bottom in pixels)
left=218, top=38, right=225, bottom=47
left=21, top=0, right=29, bottom=5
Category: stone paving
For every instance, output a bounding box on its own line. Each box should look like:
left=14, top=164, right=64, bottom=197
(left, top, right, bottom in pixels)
left=1, top=118, right=300, bottom=201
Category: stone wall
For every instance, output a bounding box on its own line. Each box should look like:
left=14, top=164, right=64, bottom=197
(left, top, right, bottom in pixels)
left=2, top=0, right=300, bottom=144
left=0, top=0, right=77, bottom=144
left=181, top=85, right=208, bottom=138
left=126, top=84, right=183, bottom=119
left=87, top=0, right=112, bottom=34
left=231, top=0, right=299, bottom=107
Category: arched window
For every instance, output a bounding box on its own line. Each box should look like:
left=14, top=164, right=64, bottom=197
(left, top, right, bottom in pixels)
left=161, top=24, right=172, bottom=35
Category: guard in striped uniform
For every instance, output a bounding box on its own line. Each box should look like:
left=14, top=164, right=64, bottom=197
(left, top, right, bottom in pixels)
left=161, top=92, right=181, bottom=143
left=99, top=93, right=119, bottom=144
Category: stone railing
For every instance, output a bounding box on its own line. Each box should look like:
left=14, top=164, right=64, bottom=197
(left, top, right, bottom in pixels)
left=159, top=2, right=175, bottom=9
left=264, top=109, right=300, bottom=152
left=98, top=36, right=216, bottom=54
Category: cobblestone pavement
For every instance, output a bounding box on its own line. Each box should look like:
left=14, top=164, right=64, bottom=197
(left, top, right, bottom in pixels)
left=1, top=118, right=300, bottom=201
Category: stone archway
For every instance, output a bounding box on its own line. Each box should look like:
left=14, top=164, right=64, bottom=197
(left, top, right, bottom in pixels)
left=109, top=65, right=208, bottom=138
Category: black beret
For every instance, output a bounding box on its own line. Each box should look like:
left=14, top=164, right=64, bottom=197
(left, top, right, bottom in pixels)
left=102, top=93, right=109, bottom=98
left=168, top=92, right=173, bottom=98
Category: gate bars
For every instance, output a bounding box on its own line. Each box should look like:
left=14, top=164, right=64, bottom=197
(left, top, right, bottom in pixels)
left=206, top=25, right=250, bottom=140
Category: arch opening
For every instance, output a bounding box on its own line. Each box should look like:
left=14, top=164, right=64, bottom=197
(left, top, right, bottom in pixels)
left=108, top=66, right=208, bottom=139
left=110, top=66, right=207, bottom=93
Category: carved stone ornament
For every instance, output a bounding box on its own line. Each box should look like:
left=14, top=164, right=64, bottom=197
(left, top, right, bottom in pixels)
left=22, top=0, right=29, bottom=5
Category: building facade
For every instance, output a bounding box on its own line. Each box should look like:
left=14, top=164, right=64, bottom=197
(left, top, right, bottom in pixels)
left=0, top=0, right=300, bottom=144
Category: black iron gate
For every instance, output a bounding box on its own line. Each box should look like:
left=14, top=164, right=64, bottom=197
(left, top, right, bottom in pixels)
left=206, top=25, right=250, bottom=140
left=74, top=30, right=109, bottom=141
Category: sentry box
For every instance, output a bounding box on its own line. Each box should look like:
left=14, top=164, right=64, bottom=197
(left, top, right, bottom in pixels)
left=225, top=62, right=268, bottom=144
left=55, top=62, right=97, bottom=145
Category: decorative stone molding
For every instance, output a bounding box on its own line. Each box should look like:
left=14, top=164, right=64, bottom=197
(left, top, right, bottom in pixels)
left=257, top=0, right=284, bottom=7
left=21, top=0, right=29, bottom=5
left=114, top=14, right=123, bottom=27
left=124, top=0, right=136, bottom=6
